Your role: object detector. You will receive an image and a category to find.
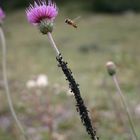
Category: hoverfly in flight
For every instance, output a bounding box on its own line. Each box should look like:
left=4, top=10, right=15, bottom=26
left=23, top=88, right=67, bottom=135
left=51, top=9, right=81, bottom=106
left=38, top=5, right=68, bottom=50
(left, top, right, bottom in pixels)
left=65, top=16, right=81, bottom=28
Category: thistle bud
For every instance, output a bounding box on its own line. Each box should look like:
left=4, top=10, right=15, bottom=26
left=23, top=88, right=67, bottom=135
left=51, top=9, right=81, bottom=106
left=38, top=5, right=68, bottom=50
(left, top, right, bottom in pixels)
left=106, top=61, right=116, bottom=76
left=38, top=20, right=54, bottom=34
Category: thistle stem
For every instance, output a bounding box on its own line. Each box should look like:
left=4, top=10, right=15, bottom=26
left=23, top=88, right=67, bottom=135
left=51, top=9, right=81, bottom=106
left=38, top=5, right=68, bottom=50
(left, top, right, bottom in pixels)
left=47, top=32, right=98, bottom=140
left=0, top=27, right=28, bottom=140
left=112, top=75, right=138, bottom=140
left=47, top=32, right=60, bottom=56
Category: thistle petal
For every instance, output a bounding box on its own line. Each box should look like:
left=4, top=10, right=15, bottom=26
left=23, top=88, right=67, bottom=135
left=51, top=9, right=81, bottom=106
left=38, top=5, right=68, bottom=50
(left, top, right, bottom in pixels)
left=26, top=0, right=58, bottom=25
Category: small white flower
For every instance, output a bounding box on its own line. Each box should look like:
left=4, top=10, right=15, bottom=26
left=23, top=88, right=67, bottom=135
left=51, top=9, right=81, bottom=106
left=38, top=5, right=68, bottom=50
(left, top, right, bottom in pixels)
left=36, top=74, right=48, bottom=87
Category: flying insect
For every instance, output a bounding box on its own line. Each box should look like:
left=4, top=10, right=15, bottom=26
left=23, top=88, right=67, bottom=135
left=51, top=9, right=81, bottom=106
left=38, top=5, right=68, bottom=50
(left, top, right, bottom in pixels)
left=65, top=16, right=81, bottom=28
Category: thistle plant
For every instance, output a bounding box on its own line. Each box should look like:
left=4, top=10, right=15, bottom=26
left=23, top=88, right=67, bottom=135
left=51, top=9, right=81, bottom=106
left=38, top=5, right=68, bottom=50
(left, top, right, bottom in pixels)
left=26, top=1, right=98, bottom=140
left=0, top=8, right=28, bottom=140
left=106, top=61, right=138, bottom=140
left=0, top=8, right=5, bottom=23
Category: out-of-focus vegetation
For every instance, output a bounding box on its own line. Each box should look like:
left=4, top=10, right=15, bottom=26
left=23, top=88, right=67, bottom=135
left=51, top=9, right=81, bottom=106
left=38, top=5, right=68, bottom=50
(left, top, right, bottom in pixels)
left=2, top=0, right=140, bottom=12
left=1, top=0, right=92, bottom=11
left=93, top=0, right=140, bottom=12
left=1, top=0, right=30, bottom=10
left=0, top=0, right=140, bottom=140
left=0, top=8, right=140, bottom=139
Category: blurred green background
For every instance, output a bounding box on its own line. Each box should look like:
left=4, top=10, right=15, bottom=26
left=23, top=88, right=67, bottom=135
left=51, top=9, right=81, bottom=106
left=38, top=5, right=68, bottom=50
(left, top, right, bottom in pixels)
left=0, top=0, right=140, bottom=140
left=2, top=0, right=140, bottom=12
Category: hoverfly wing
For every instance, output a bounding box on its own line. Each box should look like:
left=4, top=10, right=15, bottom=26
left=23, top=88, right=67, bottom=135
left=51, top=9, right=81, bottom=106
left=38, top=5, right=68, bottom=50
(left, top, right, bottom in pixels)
left=72, top=16, right=81, bottom=22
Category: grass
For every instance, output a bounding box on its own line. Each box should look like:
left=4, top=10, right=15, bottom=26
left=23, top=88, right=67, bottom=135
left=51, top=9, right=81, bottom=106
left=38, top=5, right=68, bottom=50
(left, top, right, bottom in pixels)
left=0, top=8, right=140, bottom=140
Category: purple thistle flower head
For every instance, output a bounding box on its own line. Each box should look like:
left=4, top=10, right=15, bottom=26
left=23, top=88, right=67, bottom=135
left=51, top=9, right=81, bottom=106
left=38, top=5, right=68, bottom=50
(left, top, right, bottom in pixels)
left=26, top=0, right=58, bottom=25
left=0, top=8, right=5, bottom=23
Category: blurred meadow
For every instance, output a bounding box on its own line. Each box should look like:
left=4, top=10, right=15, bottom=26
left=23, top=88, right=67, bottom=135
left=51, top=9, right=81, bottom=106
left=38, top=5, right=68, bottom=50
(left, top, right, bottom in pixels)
left=0, top=0, right=140, bottom=140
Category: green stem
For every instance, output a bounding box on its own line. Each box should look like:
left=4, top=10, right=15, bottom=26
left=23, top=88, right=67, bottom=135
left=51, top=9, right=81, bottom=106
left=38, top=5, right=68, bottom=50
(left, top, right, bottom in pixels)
left=47, top=32, right=60, bottom=56
left=47, top=32, right=98, bottom=140
left=0, top=27, right=28, bottom=140
left=112, top=75, right=138, bottom=140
